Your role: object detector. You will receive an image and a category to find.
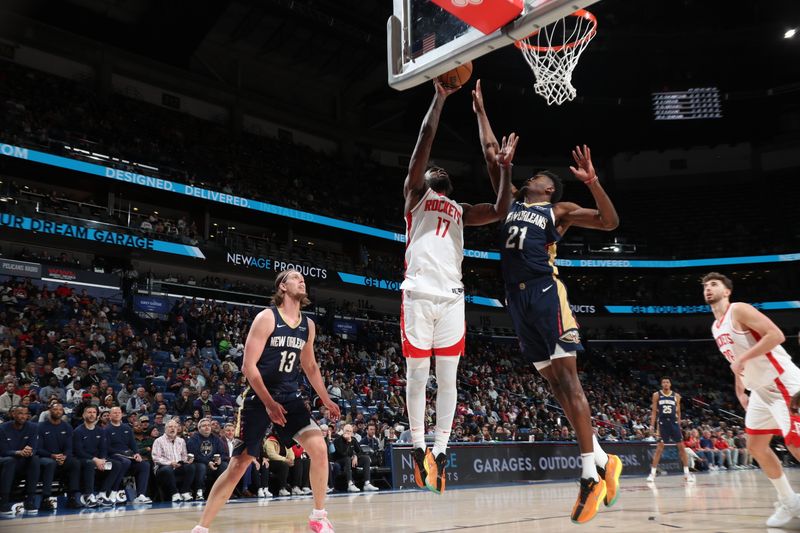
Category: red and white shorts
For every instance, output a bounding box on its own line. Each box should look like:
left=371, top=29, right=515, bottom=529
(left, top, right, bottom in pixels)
left=400, top=290, right=465, bottom=358
left=746, top=367, right=800, bottom=437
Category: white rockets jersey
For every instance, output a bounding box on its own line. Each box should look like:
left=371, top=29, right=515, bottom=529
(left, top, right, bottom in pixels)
left=712, top=302, right=795, bottom=390
left=401, top=187, right=464, bottom=298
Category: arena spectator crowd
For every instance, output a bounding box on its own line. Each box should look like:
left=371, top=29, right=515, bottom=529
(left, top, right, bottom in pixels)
left=0, top=271, right=787, bottom=514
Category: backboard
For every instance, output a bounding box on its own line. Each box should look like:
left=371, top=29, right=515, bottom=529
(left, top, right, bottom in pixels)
left=388, top=0, right=600, bottom=91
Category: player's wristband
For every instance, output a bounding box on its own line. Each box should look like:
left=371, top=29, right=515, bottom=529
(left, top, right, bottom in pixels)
left=584, top=175, right=599, bottom=185
left=500, top=163, right=513, bottom=169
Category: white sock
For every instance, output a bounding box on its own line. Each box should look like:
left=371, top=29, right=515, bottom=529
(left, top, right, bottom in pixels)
left=769, top=474, right=796, bottom=505
left=406, top=357, right=431, bottom=451
left=683, top=466, right=690, bottom=475
left=432, top=356, right=460, bottom=457
left=582, top=453, right=599, bottom=481
left=651, top=466, right=658, bottom=475
left=592, top=434, right=609, bottom=469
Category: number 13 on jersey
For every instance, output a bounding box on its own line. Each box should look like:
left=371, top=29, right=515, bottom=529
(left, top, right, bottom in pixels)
left=279, top=350, right=297, bottom=373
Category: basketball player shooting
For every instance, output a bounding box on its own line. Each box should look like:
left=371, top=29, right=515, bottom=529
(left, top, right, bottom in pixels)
left=192, top=270, right=341, bottom=533
left=401, top=80, right=514, bottom=494
left=647, top=377, right=694, bottom=483
left=705, top=272, right=800, bottom=528
left=472, top=79, right=622, bottom=524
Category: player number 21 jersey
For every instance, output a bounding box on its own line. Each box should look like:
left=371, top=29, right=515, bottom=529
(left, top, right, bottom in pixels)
left=401, top=188, right=464, bottom=298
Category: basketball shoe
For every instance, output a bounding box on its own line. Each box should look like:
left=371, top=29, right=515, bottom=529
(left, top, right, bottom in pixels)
left=596, top=454, right=622, bottom=506
left=309, top=510, right=335, bottom=532
left=767, top=494, right=800, bottom=527
left=570, top=477, right=606, bottom=524
left=425, top=451, right=448, bottom=494
left=413, top=448, right=428, bottom=489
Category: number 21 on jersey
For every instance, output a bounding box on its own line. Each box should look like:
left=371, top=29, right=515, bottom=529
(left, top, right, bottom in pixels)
left=279, top=350, right=297, bottom=373
left=505, top=226, right=528, bottom=250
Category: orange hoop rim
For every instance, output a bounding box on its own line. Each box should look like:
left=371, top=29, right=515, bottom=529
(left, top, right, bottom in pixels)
left=514, top=9, right=597, bottom=53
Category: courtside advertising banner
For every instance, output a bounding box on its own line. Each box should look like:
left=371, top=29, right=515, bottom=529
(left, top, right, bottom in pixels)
left=391, top=442, right=661, bottom=489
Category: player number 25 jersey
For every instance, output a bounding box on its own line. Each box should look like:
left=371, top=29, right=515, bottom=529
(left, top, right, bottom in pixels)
left=401, top=188, right=464, bottom=298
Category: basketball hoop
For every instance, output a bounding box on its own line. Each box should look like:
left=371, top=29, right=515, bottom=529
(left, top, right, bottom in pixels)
left=514, top=9, right=597, bottom=105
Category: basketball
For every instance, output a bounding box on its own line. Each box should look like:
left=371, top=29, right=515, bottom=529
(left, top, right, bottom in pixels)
left=436, top=62, right=473, bottom=90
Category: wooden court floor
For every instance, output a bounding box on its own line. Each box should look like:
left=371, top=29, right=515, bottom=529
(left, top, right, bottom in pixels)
left=2, top=469, right=800, bottom=532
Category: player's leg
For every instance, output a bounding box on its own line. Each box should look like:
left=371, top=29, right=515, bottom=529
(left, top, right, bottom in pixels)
left=194, top=402, right=267, bottom=532
left=648, top=441, right=665, bottom=482
left=426, top=294, right=465, bottom=493
left=296, top=429, right=334, bottom=532
left=676, top=443, right=695, bottom=482
left=400, top=290, right=435, bottom=489
left=746, top=388, right=800, bottom=527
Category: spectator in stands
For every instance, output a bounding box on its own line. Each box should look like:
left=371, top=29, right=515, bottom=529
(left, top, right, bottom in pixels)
left=734, top=429, right=752, bottom=467
left=331, top=424, right=378, bottom=492
left=699, top=429, right=722, bottom=469
left=199, top=340, right=220, bottom=367
left=38, top=377, right=65, bottom=403
left=288, top=442, right=312, bottom=496
left=0, top=406, right=44, bottom=512
left=127, top=387, right=151, bottom=415
left=66, top=381, right=84, bottom=407
left=212, top=384, right=235, bottom=416
left=194, top=388, right=218, bottom=417
left=0, top=377, right=20, bottom=417
left=106, top=406, right=152, bottom=503
left=36, top=401, right=85, bottom=509
left=73, top=404, right=115, bottom=506
left=360, top=423, right=382, bottom=466
left=152, top=419, right=195, bottom=502
left=53, top=359, right=70, bottom=382
left=187, top=418, right=228, bottom=500
left=713, top=430, right=733, bottom=469
left=117, top=382, right=135, bottom=408
left=263, top=431, right=292, bottom=497
left=173, top=387, right=195, bottom=416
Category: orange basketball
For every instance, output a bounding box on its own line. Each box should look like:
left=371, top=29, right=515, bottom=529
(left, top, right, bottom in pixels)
left=436, top=62, right=473, bottom=90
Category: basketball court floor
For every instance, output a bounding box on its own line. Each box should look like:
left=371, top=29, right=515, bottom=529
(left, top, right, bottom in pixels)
left=3, top=469, right=800, bottom=532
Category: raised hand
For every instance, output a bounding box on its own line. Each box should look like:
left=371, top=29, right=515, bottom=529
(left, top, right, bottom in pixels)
left=471, top=79, right=486, bottom=115
left=434, top=79, right=460, bottom=99
left=496, top=133, right=520, bottom=168
left=569, top=144, right=597, bottom=183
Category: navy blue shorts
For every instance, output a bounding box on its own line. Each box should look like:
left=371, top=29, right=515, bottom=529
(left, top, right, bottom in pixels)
left=232, top=394, right=317, bottom=457
left=506, top=276, right=583, bottom=365
left=658, top=421, right=683, bottom=444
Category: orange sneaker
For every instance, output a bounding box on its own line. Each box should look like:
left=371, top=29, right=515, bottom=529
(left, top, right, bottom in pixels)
left=412, top=448, right=428, bottom=489
left=597, top=454, right=622, bottom=507
left=424, top=451, right=447, bottom=494
left=570, top=477, right=606, bottom=524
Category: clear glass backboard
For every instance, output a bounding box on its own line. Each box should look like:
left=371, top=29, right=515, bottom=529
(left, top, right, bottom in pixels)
left=388, top=0, right=600, bottom=91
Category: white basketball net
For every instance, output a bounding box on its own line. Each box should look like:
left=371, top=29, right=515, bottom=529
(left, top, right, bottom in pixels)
left=516, top=10, right=597, bottom=106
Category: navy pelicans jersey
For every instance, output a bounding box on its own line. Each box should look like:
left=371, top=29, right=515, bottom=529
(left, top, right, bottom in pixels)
left=501, top=201, right=560, bottom=285
left=256, top=307, right=308, bottom=403
left=657, top=392, right=678, bottom=425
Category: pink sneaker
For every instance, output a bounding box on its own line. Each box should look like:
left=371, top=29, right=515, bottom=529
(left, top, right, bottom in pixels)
left=308, top=510, right=334, bottom=533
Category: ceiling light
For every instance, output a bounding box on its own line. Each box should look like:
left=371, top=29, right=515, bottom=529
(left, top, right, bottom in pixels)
left=786, top=28, right=797, bottom=39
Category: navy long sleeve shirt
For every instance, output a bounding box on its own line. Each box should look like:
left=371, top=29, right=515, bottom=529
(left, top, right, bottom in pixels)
left=186, top=433, right=227, bottom=465
left=0, top=421, right=38, bottom=457
left=73, top=424, right=107, bottom=459
left=105, top=423, right=138, bottom=456
left=36, top=420, right=73, bottom=457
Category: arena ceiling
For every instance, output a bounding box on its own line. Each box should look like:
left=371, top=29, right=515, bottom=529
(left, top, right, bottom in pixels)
left=6, top=0, right=800, bottom=154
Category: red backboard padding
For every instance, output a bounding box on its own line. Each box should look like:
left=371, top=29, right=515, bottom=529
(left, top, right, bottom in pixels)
left=430, top=0, right=524, bottom=36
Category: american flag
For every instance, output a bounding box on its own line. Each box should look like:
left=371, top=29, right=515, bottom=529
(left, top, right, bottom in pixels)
left=412, top=33, right=437, bottom=59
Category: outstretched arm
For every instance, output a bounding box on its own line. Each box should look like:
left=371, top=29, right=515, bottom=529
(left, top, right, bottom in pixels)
left=472, top=80, right=519, bottom=197
left=463, top=133, right=518, bottom=226
left=404, top=82, right=458, bottom=214
left=555, top=145, right=620, bottom=232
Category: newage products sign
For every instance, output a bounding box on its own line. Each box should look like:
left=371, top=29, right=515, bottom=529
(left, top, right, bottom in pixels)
left=391, top=442, right=659, bottom=489
left=225, top=253, right=327, bottom=279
